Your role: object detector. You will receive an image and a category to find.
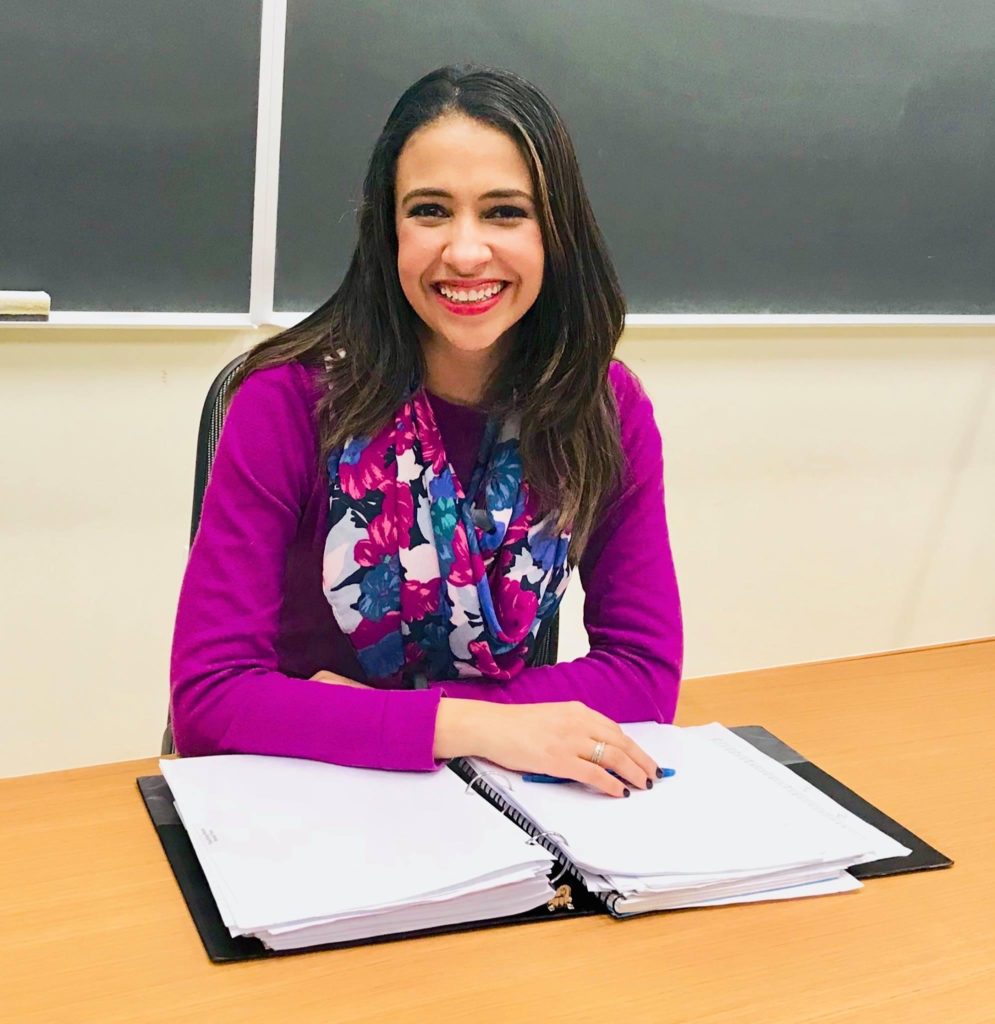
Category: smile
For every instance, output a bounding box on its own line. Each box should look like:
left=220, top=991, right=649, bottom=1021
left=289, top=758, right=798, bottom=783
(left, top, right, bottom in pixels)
left=430, top=281, right=509, bottom=316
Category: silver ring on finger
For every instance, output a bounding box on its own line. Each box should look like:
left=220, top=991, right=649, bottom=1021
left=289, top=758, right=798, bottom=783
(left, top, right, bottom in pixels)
left=590, top=740, right=606, bottom=766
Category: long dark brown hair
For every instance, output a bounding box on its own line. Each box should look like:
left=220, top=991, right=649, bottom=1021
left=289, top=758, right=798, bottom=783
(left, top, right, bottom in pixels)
left=235, top=64, right=626, bottom=560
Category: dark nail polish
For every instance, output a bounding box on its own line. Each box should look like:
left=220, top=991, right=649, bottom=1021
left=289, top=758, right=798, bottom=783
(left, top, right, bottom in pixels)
left=623, top=788, right=631, bottom=798
left=655, top=767, right=664, bottom=779
left=646, top=778, right=653, bottom=789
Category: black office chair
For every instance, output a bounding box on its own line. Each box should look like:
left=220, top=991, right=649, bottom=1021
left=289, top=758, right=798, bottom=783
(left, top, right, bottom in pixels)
left=188, top=353, right=249, bottom=546
left=161, top=353, right=247, bottom=754
left=161, top=355, right=559, bottom=754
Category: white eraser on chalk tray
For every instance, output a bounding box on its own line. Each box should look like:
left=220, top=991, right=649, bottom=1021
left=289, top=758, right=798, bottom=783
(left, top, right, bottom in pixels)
left=0, top=291, right=51, bottom=320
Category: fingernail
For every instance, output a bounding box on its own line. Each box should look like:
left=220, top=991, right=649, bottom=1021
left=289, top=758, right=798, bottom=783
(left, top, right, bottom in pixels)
left=623, top=788, right=631, bottom=798
left=655, top=767, right=664, bottom=779
left=646, top=778, right=653, bottom=789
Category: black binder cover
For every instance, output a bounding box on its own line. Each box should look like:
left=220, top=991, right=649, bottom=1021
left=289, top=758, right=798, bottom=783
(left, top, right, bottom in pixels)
left=730, top=726, right=952, bottom=879
left=138, top=725, right=951, bottom=962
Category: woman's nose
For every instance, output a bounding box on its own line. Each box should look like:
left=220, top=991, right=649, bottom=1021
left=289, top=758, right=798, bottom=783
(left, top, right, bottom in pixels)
left=442, top=217, right=491, bottom=273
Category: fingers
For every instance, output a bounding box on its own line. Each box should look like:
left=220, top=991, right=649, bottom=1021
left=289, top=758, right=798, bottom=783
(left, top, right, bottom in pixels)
left=483, top=701, right=661, bottom=798
left=596, top=742, right=653, bottom=791
left=580, top=709, right=659, bottom=785
left=612, top=732, right=660, bottom=788
left=571, top=759, right=630, bottom=798
left=574, top=711, right=659, bottom=790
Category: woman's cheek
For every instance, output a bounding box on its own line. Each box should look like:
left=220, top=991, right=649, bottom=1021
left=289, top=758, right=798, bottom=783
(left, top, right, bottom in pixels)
left=395, top=224, right=428, bottom=295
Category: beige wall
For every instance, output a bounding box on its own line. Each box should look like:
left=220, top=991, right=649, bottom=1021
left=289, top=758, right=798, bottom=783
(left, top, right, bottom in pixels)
left=2, top=325, right=993, bottom=776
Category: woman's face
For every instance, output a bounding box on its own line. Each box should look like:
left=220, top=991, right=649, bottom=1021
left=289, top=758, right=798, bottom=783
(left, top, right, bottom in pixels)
left=394, top=114, right=545, bottom=367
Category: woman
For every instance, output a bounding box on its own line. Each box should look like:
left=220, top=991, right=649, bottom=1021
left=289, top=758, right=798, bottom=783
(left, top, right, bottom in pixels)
left=170, top=65, right=682, bottom=798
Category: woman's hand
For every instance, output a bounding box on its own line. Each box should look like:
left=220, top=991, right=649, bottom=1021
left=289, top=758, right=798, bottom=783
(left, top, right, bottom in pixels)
left=309, top=670, right=371, bottom=689
left=434, top=699, right=660, bottom=798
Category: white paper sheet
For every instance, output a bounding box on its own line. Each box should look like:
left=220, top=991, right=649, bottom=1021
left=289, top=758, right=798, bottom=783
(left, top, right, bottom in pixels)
left=678, top=870, right=863, bottom=909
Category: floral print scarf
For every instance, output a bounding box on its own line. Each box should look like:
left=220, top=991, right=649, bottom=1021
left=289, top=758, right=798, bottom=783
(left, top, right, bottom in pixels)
left=322, top=390, right=571, bottom=683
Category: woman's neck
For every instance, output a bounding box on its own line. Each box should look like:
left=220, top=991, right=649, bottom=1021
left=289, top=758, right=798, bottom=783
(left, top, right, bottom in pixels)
left=420, top=330, right=511, bottom=406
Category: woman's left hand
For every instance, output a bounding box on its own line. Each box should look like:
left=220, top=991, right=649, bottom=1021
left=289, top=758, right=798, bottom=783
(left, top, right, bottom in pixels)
left=309, top=670, right=371, bottom=689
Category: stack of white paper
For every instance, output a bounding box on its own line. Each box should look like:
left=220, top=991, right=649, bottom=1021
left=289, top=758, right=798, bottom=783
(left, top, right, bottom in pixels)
left=160, top=755, right=555, bottom=949
left=467, top=723, right=911, bottom=914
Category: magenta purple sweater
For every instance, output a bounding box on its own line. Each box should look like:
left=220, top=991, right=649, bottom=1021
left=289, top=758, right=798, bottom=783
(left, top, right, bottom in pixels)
left=170, top=360, right=682, bottom=771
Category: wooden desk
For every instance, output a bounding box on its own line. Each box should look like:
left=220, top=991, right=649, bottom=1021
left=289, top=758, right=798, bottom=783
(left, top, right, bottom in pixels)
left=3, top=641, right=994, bottom=1024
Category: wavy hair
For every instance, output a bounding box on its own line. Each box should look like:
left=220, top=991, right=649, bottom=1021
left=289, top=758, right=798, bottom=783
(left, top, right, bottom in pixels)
left=235, top=64, right=626, bottom=560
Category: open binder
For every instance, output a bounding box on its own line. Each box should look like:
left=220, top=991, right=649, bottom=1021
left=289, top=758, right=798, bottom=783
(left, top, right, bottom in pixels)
left=138, top=725, right=951, bottom=962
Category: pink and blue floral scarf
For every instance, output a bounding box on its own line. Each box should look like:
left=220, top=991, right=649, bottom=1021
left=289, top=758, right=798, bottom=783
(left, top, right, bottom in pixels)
left=322, top=390, right=571, bottom=683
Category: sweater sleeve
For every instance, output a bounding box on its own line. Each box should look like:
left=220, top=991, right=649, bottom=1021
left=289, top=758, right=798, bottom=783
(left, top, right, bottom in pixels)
left=430, top=362, right=683, bottom=723
left=169, top=364, right=442, bottom=771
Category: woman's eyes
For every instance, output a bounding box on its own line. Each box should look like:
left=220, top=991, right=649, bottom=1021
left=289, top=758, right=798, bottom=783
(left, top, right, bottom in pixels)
left=486, top=205, right=529, bottom=220
left=408, top=203, right=447, bottom=218
left=407, top=204, right=528, bottom=220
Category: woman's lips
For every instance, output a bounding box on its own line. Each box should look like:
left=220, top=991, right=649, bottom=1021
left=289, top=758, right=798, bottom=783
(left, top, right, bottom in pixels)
left=430, top=282, right=508, bottom=317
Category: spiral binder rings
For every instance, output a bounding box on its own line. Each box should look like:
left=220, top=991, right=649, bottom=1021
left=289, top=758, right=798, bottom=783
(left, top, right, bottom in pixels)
left=139, top=724, right=951, bottom=962
left=450, top=760, right=578, bottom=888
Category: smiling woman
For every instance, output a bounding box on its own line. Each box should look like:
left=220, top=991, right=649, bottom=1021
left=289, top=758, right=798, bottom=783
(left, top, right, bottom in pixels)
left=169, top=65, right=683, bottom=799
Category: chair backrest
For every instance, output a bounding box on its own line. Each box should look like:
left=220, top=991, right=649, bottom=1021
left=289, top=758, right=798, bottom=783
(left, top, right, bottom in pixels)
left=189, top=352, right=249, bottom=545
left=162, top=356, right=558, bottom=754
left=530, top=607, right=559, bottom=669
left=162, top=353, right=247, bottom=754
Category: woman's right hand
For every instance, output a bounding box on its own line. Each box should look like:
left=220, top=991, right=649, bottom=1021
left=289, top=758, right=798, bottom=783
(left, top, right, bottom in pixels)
left=434, top=698, right=660, bottom=798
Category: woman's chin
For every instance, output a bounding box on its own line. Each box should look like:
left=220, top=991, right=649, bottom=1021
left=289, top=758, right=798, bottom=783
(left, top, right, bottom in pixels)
left=425, top=326, right=513, bottom=359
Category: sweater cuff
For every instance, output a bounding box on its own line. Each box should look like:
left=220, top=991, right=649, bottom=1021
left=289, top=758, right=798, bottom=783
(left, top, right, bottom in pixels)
left=377, top=686, right=444, bottom=771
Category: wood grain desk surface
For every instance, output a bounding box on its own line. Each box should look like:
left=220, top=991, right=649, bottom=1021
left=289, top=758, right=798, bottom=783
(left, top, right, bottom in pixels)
left=3, top=640, right=994, bottom=1024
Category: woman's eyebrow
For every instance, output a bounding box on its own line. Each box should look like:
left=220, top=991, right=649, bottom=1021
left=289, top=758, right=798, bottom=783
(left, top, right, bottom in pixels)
left=400, top=187, right=534, bottom=204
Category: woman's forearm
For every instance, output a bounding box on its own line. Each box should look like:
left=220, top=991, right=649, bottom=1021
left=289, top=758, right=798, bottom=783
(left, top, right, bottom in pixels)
left=432, top=697, right=492, bottom=760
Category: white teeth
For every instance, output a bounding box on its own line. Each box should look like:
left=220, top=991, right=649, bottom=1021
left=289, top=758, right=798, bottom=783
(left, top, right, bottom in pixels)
left=438, top=282, right=504, bottom=303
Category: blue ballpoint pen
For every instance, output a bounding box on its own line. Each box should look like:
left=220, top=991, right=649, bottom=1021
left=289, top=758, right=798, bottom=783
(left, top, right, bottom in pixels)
left=522, top=768, right=676, bottom=784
